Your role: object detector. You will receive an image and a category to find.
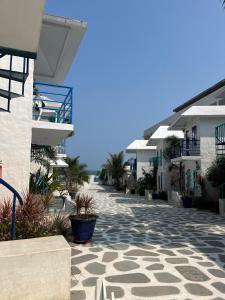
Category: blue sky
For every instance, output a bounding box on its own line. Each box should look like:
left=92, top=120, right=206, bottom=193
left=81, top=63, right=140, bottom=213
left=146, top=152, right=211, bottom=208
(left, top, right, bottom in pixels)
left=45, top=0, right=225, bottom=170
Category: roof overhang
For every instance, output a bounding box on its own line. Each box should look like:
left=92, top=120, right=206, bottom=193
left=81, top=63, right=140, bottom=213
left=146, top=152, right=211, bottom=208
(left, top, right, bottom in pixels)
left=126, top=140, right=157, bottom=153
left=147, top=126, right=184, bottom=145
left=174, top=79, right=225, bottom=113
left=0, top=0, right=46, bottom=59
left=169, top=106, right=225, bottom=130
left=34, top=15, right=87, bottom=83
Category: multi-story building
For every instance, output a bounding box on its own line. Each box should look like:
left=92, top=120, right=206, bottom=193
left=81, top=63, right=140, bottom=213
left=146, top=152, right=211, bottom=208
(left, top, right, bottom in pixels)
left=147, top=126, right=183, bottom=192
left=126, top=140, right=156, bottom=180
left=0, top=7, right=87, bottom=198
left=142, top=79, right=225, bottom=201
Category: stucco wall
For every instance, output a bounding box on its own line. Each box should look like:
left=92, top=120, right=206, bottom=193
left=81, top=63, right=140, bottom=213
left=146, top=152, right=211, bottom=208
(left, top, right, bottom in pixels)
left=136, top=149, right=156, bottom=179
left=0, top=55, right=33, bottom=199
left=200, top=117, right=225, bottom=174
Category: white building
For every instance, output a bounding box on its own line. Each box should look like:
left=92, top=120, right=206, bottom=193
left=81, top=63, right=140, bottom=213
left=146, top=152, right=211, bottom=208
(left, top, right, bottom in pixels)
left=143, top=79, right=225, bottom=200
left=126, top=140, right=157, bottom=180
left=147, top=126, right=183, bottom=192
left=0, top=5, right=87, bottom=198
left=169, top=106, right=225, bottom=198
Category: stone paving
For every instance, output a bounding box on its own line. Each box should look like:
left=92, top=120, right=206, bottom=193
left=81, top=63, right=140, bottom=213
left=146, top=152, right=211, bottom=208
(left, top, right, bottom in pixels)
left=70, top=180, right=225, bottom=300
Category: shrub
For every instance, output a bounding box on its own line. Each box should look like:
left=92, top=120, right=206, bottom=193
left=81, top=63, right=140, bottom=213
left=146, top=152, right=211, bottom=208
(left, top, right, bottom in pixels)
left=206, top=155, right=225, bottom=187
left=0, top=193, right=69, bottom=241
left=193, top=196, right=219, bottom=214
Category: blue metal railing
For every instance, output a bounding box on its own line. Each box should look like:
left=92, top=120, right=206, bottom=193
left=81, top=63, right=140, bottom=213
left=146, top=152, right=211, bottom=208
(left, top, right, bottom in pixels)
left=215, top=123, right=225, bottom=155
left=171, top=139, right=200, bottom=159
left=33, top=82, right=73, bottom=124
left=0, top=178, right=23, bottom=240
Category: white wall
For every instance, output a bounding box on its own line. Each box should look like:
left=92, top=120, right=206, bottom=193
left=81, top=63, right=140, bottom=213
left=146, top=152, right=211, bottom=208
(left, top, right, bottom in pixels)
left=200, top=117, right=225, bottom=174
left=136, top=149, right=156, bottom=179
left=0, top=55, right=33, bottom=199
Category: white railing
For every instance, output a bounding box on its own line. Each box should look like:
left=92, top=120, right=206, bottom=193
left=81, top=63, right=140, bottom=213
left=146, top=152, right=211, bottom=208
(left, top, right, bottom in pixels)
left=95, top=279, right=115, bottom=300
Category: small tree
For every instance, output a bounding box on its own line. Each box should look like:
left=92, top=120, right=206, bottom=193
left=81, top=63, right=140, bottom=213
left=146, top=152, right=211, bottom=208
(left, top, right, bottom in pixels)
left=105, top=151, right=126, bottom=190
left=206, top=155, right=225, bottom=187
left=31, top=144, right=57, bottom=170
left=64, top=156, right=89, bottom=192
left=163, top=136, right=181, bottom=161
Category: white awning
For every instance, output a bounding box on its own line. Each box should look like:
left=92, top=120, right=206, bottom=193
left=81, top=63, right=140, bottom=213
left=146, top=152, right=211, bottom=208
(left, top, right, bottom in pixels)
left=34, top=15, right=87, bottom=83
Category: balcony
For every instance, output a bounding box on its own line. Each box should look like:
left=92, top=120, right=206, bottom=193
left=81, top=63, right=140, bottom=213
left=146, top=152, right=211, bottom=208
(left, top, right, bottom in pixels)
left=171, top=139, right=200, bottom=161
left=216, top=123, right=225, bottom=155
left=32, top=82, right=74, bottom=146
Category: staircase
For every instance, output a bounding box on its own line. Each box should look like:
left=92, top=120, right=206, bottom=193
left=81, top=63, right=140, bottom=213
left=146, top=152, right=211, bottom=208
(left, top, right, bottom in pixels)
left=0, top=54, right=29, bottom=112
left=0, top=178, right=23, bottom=240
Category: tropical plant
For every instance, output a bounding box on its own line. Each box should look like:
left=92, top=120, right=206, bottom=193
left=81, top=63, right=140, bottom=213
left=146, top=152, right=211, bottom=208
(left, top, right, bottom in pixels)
left=104, top=151, right=126, bottom=190
left=29, top=168, right=62, bottom=195
left=163, top=136, right=181, bottom=161
left=31, top=144, right=57, bottom=170
left=206, top=155, right=225, bottom=187
left=64, top=156, right=89, bottom=192
left=74, top=193, right=95, bottom=216
left=0, top=193, right=69, bottom=241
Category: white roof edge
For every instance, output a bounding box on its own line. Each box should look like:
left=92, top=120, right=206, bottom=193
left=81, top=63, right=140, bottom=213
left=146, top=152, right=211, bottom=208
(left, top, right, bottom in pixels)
left=126, top=140, right=157, bottom=153
left=147, top=126, right=184, bottom=143
left=43, top=14, right=88, bottom=30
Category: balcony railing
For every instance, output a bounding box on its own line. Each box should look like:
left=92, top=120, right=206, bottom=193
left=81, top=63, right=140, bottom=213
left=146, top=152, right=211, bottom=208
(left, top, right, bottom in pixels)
left=171, top=139, right=200, bottom=159
left=55, top=140, right=66, bottom=155
left=215, top=123, right=225, bottom=155
left=33, top=82, right=73, bottom=124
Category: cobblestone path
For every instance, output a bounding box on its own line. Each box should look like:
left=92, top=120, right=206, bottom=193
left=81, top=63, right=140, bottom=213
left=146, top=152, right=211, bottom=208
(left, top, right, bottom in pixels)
left=70, top=180, right=225, bottom=300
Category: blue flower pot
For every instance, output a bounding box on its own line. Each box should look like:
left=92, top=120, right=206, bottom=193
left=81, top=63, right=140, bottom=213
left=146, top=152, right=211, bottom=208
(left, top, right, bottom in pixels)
left=69, top=215, right=98, bottom=243
left=182, top=196, right=192, bottom=208
left=152, top=193, right=158, bottom=200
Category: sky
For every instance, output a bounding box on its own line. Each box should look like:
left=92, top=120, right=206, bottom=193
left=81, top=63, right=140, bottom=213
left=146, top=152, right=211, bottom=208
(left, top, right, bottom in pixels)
left=45, top=0, right=225, bottom=170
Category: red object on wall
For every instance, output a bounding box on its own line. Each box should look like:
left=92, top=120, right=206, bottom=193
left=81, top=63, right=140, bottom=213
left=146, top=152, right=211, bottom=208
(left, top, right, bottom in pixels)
left=0, top=164, right=2, bottom=178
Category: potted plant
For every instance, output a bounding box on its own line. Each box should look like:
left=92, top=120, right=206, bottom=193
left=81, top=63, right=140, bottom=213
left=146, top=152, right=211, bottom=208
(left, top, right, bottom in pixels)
left=152, top=188, right=158, bottom=200
left=181, top=190, right=193, bottom=208
left=136, top=177, right=146, bottom=196
left=69, top=193, right=98, bottom=243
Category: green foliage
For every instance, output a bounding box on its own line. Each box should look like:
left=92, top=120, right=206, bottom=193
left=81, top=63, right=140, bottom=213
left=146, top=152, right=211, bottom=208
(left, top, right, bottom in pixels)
left=0, top=193, right=69, bottom=241
left=99, top=168, right=107, bottom=183
left=163, top=136, right=181, bottom=161
left=104, top=151, right=125, bottom=190
left=29, top=168, right=62, bottom=195
left=136, top=169, right=157, bottom=195
left=206, top=155, right=225, bottom=187
left=31, top=144, right=57, bottom=170
left=193, top=196, right=219, bottom=214
left=64, top=156, right=89, bottom=192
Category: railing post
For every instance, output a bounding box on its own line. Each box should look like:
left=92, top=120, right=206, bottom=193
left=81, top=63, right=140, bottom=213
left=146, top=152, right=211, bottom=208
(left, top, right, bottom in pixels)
left=11, top=193, right=17, bottom=240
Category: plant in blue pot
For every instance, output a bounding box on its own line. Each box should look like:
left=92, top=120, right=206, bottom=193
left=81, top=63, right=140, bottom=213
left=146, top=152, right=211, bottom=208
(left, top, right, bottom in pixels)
left=69, top=193, right=98, bottom=243
left=181, top=190, right=193, bottom=208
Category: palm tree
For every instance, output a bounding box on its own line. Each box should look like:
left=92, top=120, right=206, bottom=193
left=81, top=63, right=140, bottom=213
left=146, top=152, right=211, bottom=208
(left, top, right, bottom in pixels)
left=31, top=144, right=57, bottom=170
left=104, top=151, right=126, bottom=190
left=64, top=156, right=89, bottom=192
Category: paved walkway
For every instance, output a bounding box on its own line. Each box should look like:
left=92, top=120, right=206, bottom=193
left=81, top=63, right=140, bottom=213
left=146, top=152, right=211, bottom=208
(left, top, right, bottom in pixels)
left=70, top=180, right=225, bottom=300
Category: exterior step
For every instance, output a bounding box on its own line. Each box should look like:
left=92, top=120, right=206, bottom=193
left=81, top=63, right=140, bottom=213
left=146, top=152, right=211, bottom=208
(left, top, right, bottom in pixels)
left=0, top=89, right=21, bottom=100
left=0, top=69, right=28, bottom=83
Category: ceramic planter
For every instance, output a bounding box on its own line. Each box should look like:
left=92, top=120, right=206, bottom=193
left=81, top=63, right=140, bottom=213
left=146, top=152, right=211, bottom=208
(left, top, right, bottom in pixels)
left=69, top=215, right=98, bottom=243
left=182, top=196, right=192, bottom=208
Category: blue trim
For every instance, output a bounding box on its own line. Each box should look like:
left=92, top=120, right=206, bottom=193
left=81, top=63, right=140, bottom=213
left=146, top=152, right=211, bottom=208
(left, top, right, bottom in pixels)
left=33, top=82, right=73, bottom=125
left=0, top=178, right=23, bottom=240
